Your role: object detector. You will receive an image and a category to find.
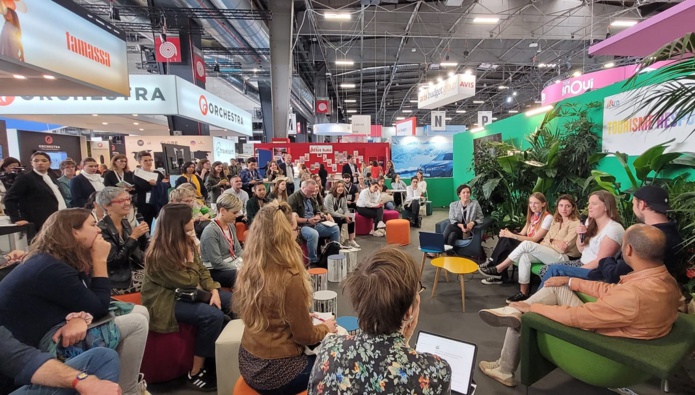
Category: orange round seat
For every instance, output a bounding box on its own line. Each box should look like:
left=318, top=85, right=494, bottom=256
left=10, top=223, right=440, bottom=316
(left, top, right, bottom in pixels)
left=385, top=219, right=410, bottom=246
left=233, top=377, right=307, bottom=395
left=235, top=222, right=248, bottom=243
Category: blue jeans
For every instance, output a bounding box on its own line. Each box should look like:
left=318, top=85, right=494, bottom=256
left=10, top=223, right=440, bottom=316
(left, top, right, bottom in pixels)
left=384, top=202, right=395, bottom=210
left=11, top=348, right=120, bottom=395
left=300, top=224, right=340, bottom=263
left=174, top=290, right=233, bottom=358
left=539, top=265, right=591, bottom=289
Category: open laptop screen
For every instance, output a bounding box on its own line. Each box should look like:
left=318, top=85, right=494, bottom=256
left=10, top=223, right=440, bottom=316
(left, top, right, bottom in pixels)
left=415, top=331, right=477, bottom=395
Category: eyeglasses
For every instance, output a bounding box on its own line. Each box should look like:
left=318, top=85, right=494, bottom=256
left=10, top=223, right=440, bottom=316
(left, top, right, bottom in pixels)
left=110, top=197, right=132, bottom=205
left=419, top=281, right=426, bottom=294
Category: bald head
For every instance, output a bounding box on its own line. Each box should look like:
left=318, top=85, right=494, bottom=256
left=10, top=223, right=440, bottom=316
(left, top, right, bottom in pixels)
left=622, top=223, right=667, bottom=265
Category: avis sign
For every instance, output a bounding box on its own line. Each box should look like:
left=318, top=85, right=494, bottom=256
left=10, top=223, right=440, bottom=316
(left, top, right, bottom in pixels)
left=309, top=145, right=333, bottom=155
left=418, top=74, right=476, bottom=109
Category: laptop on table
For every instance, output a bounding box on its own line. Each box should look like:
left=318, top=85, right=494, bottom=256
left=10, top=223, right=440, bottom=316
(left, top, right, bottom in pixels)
left=415, top=330, right=478, bottom=395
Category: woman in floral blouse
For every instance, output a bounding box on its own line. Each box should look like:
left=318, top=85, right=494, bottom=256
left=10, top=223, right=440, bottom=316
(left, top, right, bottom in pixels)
left=308, top=246, right=452, bottom=394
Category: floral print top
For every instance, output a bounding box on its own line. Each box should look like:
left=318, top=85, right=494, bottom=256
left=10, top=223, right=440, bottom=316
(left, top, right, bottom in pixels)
left=308, top=331, right=451, bottom=394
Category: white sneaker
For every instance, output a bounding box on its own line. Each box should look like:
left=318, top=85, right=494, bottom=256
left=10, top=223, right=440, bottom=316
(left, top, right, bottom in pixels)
left=372, top=229, right=385, bottom=237
left=478, top=307, right=522, bottom=330
left=376, top=221, right=386, bottom=229
left=348, top=240, right=360, bottom=248
left=137, top=373, right=152, bottom=395
left=479, top=360, right=517, bottom=387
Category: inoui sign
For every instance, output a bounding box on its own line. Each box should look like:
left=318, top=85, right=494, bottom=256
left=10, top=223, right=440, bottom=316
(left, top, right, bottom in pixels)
left=418, top=74, right=476, bottom=109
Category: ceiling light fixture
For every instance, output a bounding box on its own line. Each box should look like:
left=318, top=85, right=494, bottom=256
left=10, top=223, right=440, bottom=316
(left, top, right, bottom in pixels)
left=133, top=122, right=139, bottom=125
left=346, top=109, right=357, bottom=113
left=525, top=105, right=554, bottom=117
left=324, top=12, right=351, bottom=20
left=43, top=75, right=56, bottom=80
left=410, top=100, right=418, bottom=103
left=448, top=71, right=455, bottom=77
left=403, top=110, right=413, bottom=113
left=498, top=85, right=508, bottom=90
left=340, top=83, right=356, bottom=88
left=471, top=127, right=485, bottom=132
left=92, top=114, right=98, bottom=117
left=473, top=100, right=485, bottom=104
left=396, top=116, right=406, bottom=120
left=509, top=110, right=519, bottom=114
left=437, top=77, right=443, bottom=83
left=12, top=74, right=25, bottom=79
left=473, top=17, right=499, bottom=24
left=445, top=117, right=452, bottom=120
left=132, top=114, right=138, bottom=117
left=572, top=70, right=582, bottom=77
left=604, top=62, right=615, bottom=68
left=554, top=79, right=561, bottom=84
left=440, top=62, right=458, bottom=67
left=506, top=97, right=513, bottom=103
left=345, top=99, right=356, bottom=103
left=512, top=91, right=517, bottom=96
left=102, top=122, right=108, bottom=125
left=335, top=60, right=354, bottom=66
left=456, top=110, right=467, bottom=113
left=611, top=20, right=638, bottom=27
left=139, top=128, right=144, bottom=131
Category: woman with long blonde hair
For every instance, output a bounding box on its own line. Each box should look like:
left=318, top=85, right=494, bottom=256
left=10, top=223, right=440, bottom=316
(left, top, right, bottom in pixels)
left=234, top=201, right=337, bottom=394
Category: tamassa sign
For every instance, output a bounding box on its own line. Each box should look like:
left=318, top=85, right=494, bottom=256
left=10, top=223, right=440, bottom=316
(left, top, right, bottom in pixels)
left=418, top=74, right=476, bottom=110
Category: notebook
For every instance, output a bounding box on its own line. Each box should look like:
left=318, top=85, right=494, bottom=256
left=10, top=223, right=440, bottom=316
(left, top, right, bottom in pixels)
left=415, top=331, right=477, bottom=395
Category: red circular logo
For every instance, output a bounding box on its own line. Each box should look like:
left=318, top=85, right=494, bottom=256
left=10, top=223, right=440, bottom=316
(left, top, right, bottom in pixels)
left=0, top=96, right=15, bottom=106
left=317, top=102, right=327, bottom=112
left=45, top=136, right=53, bottom=144
left=199, top=95, right=208, bottom=115
left=196, top=60, right=205, bottom=77
left=97, top=142, right=104, bottom=148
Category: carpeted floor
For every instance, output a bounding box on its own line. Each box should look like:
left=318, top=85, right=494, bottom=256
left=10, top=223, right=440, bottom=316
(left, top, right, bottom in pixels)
left=151, top=209, right=695, bottom=395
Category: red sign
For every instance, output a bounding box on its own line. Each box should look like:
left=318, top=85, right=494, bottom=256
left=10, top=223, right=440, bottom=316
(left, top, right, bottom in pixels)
left=199, top=95, right=209, bottom=115
left=0, top=96, right=15, bottom=106
left=45, top=136, right=53, bottom=144
left=193, top=49, right=206, bottom=83
left=316, top=99, right=330, bottom=114
left=154, top=37, right=182, bottom=62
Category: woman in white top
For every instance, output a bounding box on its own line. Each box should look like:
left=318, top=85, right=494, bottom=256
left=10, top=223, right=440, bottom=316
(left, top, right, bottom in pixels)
left=415, top=171, right=427, bottom=196
left=539, top=190, right=624, bottom=285
left=324, top=181, right=360, bottom=248
left=479, top=193, right=553, bottom=286
left=356, top=183, right=386, bottom=237
left=480, top=194, right=581, bottom=302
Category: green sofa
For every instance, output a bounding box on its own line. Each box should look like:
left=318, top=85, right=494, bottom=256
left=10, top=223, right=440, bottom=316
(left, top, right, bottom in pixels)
left=520, top=311, right=695, bottom=391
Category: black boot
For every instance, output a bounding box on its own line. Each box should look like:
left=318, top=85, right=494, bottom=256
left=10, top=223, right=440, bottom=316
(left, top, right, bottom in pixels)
left=414, top=216, right=422, bottom=228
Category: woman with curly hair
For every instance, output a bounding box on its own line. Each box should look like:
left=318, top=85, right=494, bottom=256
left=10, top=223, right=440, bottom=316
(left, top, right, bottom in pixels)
left=235, top=201, right=337, bottom=394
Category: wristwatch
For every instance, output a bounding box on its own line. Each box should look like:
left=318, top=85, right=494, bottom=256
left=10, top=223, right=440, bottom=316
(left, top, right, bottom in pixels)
left=72, top=372, right=89, bottom=388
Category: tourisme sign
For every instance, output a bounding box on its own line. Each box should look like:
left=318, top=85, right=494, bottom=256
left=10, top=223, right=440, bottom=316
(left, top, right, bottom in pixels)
left=418, top=74, right=476, bottom=110
left=602, top=81, right=695, bottom=155
left=0, top=0, right=129, bottom=96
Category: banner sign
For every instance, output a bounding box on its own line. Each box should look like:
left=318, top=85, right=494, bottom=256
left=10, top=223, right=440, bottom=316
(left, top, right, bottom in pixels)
left=192, top=46, right=206, bottom=83
left=395, top=117, right=416, bottom=136
left=175, top=77, right=251, bottom=135
left=212, top=136, right=237, bottom=162
left=351, top=115, right=371, bottom=135
left=288, top=113, right=297, bottom=135
left=431, top=111, right=446, bottom=131
left=316, top=99, right=331, bottom=114
left=602, top=83, right=695, bottom=154
left=418, top=74, right=476, bottom=109
left=0, top=0, right=129, bottom=96
left=478, top=111, right=493, bottom=127
left=309, top=145, right=333, bottom=154
left=155, top=36, right=182, bottom=63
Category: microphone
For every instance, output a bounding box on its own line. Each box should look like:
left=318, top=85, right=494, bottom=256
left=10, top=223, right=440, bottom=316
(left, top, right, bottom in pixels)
left=135, top=213, right=151, bottom=239
left=579, top=214, right=588, bottom=243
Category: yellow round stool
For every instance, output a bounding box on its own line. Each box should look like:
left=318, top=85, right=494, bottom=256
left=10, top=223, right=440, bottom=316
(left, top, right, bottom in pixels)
left=430, top=257, right=478, bottom=312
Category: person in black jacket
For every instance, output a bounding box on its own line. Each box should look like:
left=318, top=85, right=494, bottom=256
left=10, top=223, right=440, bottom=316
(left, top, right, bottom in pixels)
left=341, top=155, right=359, bottom=184
left=246, top=183, right=270, bottom=226
left=70, top=158, right=104, bottom=209
left=3, top=151, right=67, bottom=232
left=133, top=151, right=169, bottom=227
left=318, top=164, right=329, bottom=190
left=103, top=154, right=135, bottom=190
left=175, top=161, right=208, bottom=201
left=97, top=187, right=149, bottom=295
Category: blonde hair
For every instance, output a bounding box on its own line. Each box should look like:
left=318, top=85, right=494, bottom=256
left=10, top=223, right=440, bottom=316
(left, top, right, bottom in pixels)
left=234, top=201, right=311, bottom=332
left=216, top=193, right=243, bottom=212
left=169, top=188, right=196, bottom=203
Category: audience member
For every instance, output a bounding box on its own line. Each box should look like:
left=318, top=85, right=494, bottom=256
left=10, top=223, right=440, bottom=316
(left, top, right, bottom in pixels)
left=311, top=174, right=325, bottom=206
left=56, top=159, right=76, bottom=208
left=266, top=161, right=284, bottom=182
left=196, top=159, right=211, bottom=183
left=477, top=224, right=681, bottom=387
left=141, top=204, right=232, bottom=392
left=588, top=185, right=683, bottom=283
left=200, top=194, right=244, bottom=288
left=538, top=190, right=624, bottom=285
left=84, top=192, right=106, bottom=221
left=376, top=176, right=395, bottom=210
left=0, top=250, right=25, bottom=283
left=103, top=155, right=135, bottom=194
left=356, top=182, right=387, bottom=236
left=0, top=209, right=149, bottom=395
left=269, top=178, right=289, bottom=203
left=342, top=173, right=359, bottom=210
left=235, top=201, right=337, bottom=394
left=390, top=174, right=407, bottom=208
left=443, top=184, right=485, bottom=246
left=204, top=161, right=230, bottom=207
left=170, top=187, right=210, bottom=239
left=403, top=176, right=424, bottom=228
left=97, top=187, right=149, bottom=295
left=239, top=158, right=262, bottom=194
left=356, top=174, right=367, bottom=192
left=278, top=153, right=296, bottom=194
left=341, top=155, right=359, bottom=184
left=0, top=325, right=121, bottom=395
left=4, top=152, right=67, bottom=231
left=287, top=180, right=340, bottom=266
left=481, top=194, right=579, bottom=302
left=0, top=157, right=21, bottom=215
left=246, top=184, right=270, bottom=226
left=479, top=193, right=553, bottom=285
left=175, top=162, right=207, bottom=201
left=70, top=158, right=104, bottom=209
left=228, top=159, right=242, bottom=179
left=384, top=160, right=396, bottom=179
left=132, top=151, right=169, bottom=228
left=324, top=181, right=359, bottom=248
left=297, top=164, right=310, bottom=181
left=415, top=170, right=427, bottom=195
left=309, top=247, right=451, bottom=394
left=223, top=176, right=249, bottom=223
left=318, top=164, right=328, bottom=190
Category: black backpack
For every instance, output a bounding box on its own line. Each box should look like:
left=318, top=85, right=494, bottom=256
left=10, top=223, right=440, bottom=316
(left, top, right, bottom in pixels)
left=315, top=241, right=343, bottom=269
